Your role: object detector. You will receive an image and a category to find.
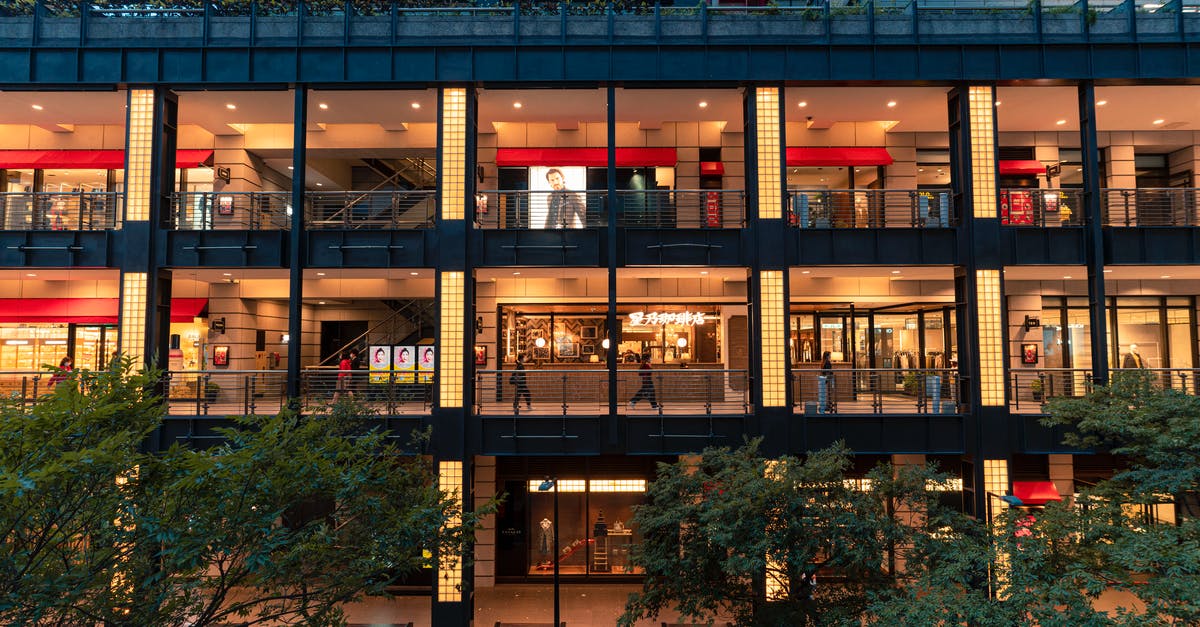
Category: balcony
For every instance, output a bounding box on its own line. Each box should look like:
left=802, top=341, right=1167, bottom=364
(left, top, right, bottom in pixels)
left=0, top=191, right=122, bottom=231
left=1102, top=188, right=1200, bottom=227
left=475, top=189, right=607, bottom=230
left=171, top=191, right=291, bottom=230
left=474, top=368, right=749, bottom=416
left=1009, top=367, right=1200, bottom=414
left=791, top=367, right=960, bottom=415
left=162, top=369, right=433, bottom=416
left=788, top=189, right=953, bottom=229
left=1000, top=188, right=1084, bottom=227
left=306, top=189, right=436, bottom=229
left=617, top=189, right=745, bottom=229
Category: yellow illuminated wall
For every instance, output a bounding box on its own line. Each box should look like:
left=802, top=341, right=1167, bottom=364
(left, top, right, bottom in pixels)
left=440, top=88, right=466, bottom=222
left=439, top=271, right=464, bottom=407
left=755, top=87, right=782, bottom=220
left=118, top=272, right=147, bottom=366
left=968, top=86, right=997, bottom=219
left=437, top=460, right=463, bottom=602
left=975, top=269, right=1004, bottom=406
left=759, top=270, right=786, bottom=406
left=125, top=89, right=154, bottom=222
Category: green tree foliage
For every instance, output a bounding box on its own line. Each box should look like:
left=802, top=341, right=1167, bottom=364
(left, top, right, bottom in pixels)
left=0, top=363, right=491, bottom=626
left=619, top=439, right=969, bottom=627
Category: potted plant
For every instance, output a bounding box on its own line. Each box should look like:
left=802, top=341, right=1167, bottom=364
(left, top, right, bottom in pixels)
left=204, top=381, right=221, bottom=403
left=903, top=371, right=920, bottom=396
left=1030, top=378, right=1044, bottom=402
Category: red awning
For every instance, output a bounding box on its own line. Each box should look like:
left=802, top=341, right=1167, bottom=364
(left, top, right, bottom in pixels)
left=495, top=147, right=677, bottom=167
left=999, top=160, right=1045, bottom=176
left=1011, top=481, right=1062, bottom=506
left=0, top=149, right=213, bottom=170
left=700, top=161, right=725, bottom=176
left=0, top=298, right=208, bottom=324
left=786, top=147, right=894, bottom=167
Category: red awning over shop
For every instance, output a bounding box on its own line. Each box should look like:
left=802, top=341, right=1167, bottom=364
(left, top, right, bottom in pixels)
left=700, top=161, right=725, bottom=176
left=0, top=298, right=208, bottom=324
left=495, top=147, right=677, bottom=167
left=785, top=147, right=894, bottom=167
left=0, top=149, right=213, bottom=170
left=1012, top=481, right=1062, bottom=505
left=999, top=160, right=1045, bottom=176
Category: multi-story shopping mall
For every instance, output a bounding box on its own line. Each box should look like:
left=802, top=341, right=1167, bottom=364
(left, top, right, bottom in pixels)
left=3, top=1, right=1200, bottom=623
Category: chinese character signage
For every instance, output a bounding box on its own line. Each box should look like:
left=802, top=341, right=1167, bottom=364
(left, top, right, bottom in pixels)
left=626, top=311, right=709, bottom=326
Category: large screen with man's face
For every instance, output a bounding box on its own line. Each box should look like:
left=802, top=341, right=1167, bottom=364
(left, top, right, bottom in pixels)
left=529, top=166, right=587, bottom=229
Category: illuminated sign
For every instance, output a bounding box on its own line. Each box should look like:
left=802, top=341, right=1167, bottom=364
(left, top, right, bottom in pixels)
left=627, top=311, right=708, bottom=327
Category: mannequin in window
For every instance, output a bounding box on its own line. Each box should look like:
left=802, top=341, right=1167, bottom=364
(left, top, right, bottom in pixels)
left=1122, top=344, right=1145, bottom=369
left=538, top=518, right=554, bottom=560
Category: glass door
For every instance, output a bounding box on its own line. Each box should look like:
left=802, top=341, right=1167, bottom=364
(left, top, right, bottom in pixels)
left=74, top=325, right=117, bottom=371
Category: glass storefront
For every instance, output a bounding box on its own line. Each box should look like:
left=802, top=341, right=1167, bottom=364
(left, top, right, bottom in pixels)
left=790, top=306, right=956, bottom=369
left=1109, top=296, right=1196, bottom=370
left=0, top=323, right=116, bottom=371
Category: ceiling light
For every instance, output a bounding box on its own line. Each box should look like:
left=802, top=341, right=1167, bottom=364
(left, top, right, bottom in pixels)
left=698, top=101, right=708, bottom=108
left=287, top=166, right=294, bottom=170
left=315, top=182, right=323, bottom=186
left=1103, top=269, right=1113, bottom=273
left=919, top=168, right=925, bottom=172
left=318, top=103, right=329, bottom=110
left=25, top=273, right=36, bottom=277
left=801, top=270, right=810, bottom=274
left=225, top=103, right=236, bottom=110
left=513, top=102, right=522, bottom=109
left=410, top=271, right=419, bottom=276
left=1161, top=275, right=1172, bottom=279
left=994, top=101, right=1002, bottom=106
left=318, top=301, right=325, bottom=305
left=411, top=102, right=421, bottom=109
left=1097, top=100, right=1108, bottom=106
left=316, top=272, right=325, bottom=276
left=700, top=271, right=709, bottom=275
left=891, top=270, right=901, bottom=274
left=1056, top=119, right=1067, bottom=125
left=798, top=101, right=807, bottom=108
left=1153, top=119, right=1165, bottom=125
left=512, top=271, right=521, bottom=276
left=222, top=272, right=232, bottom=276
left=886, top=100, right=897, bottom=108
left=1063, top=276, right=1072, bottom=279
left=31, top=104, right=43, bottom=110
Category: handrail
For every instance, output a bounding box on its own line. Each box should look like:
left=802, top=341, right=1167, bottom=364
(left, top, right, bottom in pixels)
left=0, top=191, right=123, bottom=231
left=171, top=191, right=291, bottom=230
left=475, top=189, right=607, bottom=230
left=788, top=189, right=953, bottom=228
left=616, top=189, right=745, bottom=229
left=314, top=299, right=436, bottom=368
left=791, top=367, right=959, bottom=415
left=1101, top=187, right=1200, bottom=227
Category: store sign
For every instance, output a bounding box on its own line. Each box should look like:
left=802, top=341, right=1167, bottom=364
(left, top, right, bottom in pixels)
left=627, top=311, right=708, bottom=327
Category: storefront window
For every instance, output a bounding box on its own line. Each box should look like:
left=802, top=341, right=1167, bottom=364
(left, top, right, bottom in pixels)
left=0, top=324, right=70, bottom=371
left=1109, top=296, right=1196, bottom=370
left=526, top=479, right=644, bottom=577
left=794, top=307, right=955, bottom=368
left=791, top=314, right=815, bottom=363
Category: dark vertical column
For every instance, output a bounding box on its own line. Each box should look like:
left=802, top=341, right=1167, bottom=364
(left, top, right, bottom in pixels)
left=1078, top=82, right=1109, bottom=385
left=145, top=87, right=177, bottom=374
left=744, top=87, right=763, bottom=446
left=286, top=87, right=307, bottom=400
left=606, top=85, right=619, bottom=447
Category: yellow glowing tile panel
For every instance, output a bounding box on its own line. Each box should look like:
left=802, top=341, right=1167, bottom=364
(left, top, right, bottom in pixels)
left=756, top=87, right=782, bottom=220
left=759, top=270, right=786, bottom=406
left=526, top=479, right=588, bottom=493
left=983, top=459, right=1009, bottom=497
left=440, top=88, right=466, bottom=222
left=439, top=271, right=464, bottom=407
left=975, top=269, right=1004, bottom=406
left=968, top=86, right=996, bottom=219
left=119, top=272, right=147, bottom=367
left=125, top=90, right=154, bottom=222
left=438, top=460, right=463, bottom=602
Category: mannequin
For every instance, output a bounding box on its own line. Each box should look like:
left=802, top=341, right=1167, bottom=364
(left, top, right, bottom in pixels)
left=1122, top=344, right=1145, bottom=369
left=538, top=518, right=554, bottom=558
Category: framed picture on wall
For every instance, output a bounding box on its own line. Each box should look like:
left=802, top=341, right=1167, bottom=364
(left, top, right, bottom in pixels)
left=532, top=346, right=551, bottom=361
left=1021, top=343, right=1039, bottom=365
left=474, top=345, right=488, bottom=366
left=580, top=326, right=598, bottom=339
left=581, top=344, right=595, bottom=355
left=213, top=345, right=230, bottom=367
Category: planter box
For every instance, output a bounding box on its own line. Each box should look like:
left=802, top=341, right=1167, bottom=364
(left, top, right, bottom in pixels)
left=0, top=17, right=33, bottom=44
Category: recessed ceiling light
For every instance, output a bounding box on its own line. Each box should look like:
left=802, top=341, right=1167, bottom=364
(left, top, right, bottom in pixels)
left=1161, top=275, right=1172, bottom=279
left=411, top=102, right=421, bottom=109
left=318, top=103, right=329, bottom=110
left=513, top=102, right=522, bottom=109
left=318, top=301, right=325, bottom=305
left=855, top=168, right=861, bottom=172
left=698, top=101, right=708, bottom=108
left=919, top=168, right=925, bottom=172
left=798, top=101, right=807, bottom=108
left=891, top=270, right=901, bottom=274
left=225, top=103, right=236, bottom=110
left=886, top=100, right=897, bottom=108
left=1103, top=269, right=1113, bottom=273
left=410, top=271, right=419, bottom=276
left=316, top=272, right=325, bottom=276
left=512, top=271, right=521, bottom=276
left=287, top=166, right=294, bottom=170
left=222, top=272, right=232, bottom=276
left=994, top=101, right=1002, bottom=106
left=315, top=182, right=323, bottom=186
left=1153, top=119, right=1165, bottom=125
left=25, top=273, right=36, bottom=277
left=801, top=270, right=811, bottom=274
left=1097, top=100, right=1108, bottom=106
left=1063, top=276, right=1072, bottom=279
left=31, top=104, right=43, bottom=111
left=1056, top=119, right=1067, bottom=125
left=700, top=271, right=709, bottom=275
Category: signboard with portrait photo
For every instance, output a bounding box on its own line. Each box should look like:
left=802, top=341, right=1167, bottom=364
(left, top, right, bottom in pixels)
left=529, top=165, right=587, bottom=229
left=394, top=345, right=416, bottom=383
left=417, top=345, right=436, bottom=383
left=369, top=345, right=391, bottom=384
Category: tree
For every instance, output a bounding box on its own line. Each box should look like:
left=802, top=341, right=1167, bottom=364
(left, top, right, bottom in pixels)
left=0, top=364, right=492, bottom=626
left=618, top=439, right=967, bottom=627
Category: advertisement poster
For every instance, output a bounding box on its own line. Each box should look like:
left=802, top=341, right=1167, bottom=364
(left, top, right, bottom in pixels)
left=529, top=166, right=587, bottom=229
left=394, top=345, right=416, bottom=383
left=417, top=345, right=436, bottom=384
left=369, top=345, right=391, bottom=384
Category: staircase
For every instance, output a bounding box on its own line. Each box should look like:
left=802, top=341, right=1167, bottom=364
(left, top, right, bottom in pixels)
left=317, top=299, right=437, bottom=368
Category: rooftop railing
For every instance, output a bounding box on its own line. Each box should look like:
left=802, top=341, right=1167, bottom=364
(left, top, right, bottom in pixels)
left=6, top=1, right=1199, bottom=47
left=475, top=189, right=607, bottom=230
left=171, top=191, right=291, bottom=230
left=617, top=189, right=745, bottom=228
left=788, top=189, right=954, bottom=229
left=1101, top=188, right=1200, bottom=227
left=0, top=191, right=122, bottom=231
left=791, top=367, right=960, bottom=415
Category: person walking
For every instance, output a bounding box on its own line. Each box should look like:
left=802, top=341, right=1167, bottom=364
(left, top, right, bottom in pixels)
left=510, top=354, right=532, bottom=411
left=47, top=355, right=73, bottom=388
left=334, top=351, right=353, bottom=401
left=628, top=353, right=660, bottom=410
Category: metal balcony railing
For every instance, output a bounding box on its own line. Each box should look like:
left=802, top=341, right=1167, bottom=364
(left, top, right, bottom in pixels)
left=171, top=191, right=291, bottom=230
left=0, top=371, right=49, bottom=404
left=616, top=189, right=746, bottom=228
left=166, top=370, right=289, bottom=415
left=999, top=189, right=1084, bottom=227
left=1011, top=367, right=1200, bottom=413
left=788, top=189, right=954, bottom=228
left=0, top=191, right=122, bottom=231
left=475, top=190, right=607, bottom=230
left=1101, top=188, right=1200, bottom=227
left=300, top=369, right=433, bottom=414
left=475, top=368, right=749, bottom=415
left=305, top=189, right=436, bottom=229
left=791, top=368, right=960, bottom=415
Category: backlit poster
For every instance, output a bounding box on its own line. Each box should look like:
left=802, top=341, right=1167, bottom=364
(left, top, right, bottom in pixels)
left=529, top=166, right=587, bottom=229
left=417, top=345, right=436, bottom=384
left=395, top=345, right=416, bottom=383
left=369, top=345, right=391, bottom=384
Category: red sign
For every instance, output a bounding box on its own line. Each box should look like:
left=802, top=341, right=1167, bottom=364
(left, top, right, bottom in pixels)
left=1001, top=190, right=1033, bottom=225
left=705, top=191, right=721, bottom=228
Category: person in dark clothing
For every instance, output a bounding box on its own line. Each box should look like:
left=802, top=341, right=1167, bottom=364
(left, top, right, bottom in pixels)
left=544, top=168, right=585, bottom=228
left=510, top=354, right=532, bottom=410
left=819, top=350, right=834, bottom=413
left=628, top=353, right=660, bottom=410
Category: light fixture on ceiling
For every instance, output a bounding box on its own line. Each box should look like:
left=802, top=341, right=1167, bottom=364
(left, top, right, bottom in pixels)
left=318, top=301, right=326, bottom=305
left=25, top=273, right=36, bottom=277
left=513, top=102, right=522, bottom=109
left=222, top=272, right=232, bottom=276
left=698, top=101, right=708, bottom=108
left=225, top=103, right=237, bottom=110
left=801, top=270, right=810, bottom=274
left=1103, top=269, right=1113, bottom=273
left=318, top=103, right=329, bottom=110
left=891, top=270, right=901, bottom=274
left=1161, top=275, right=1172, bottom=279
left=1063, top=276, right=1072, bottom=279
left=512, top=271, right=521, bottom=276
left=31, top=104, right=43, bottom=110
left=919, top=168, right=925, bottom=172
left=797, top=101, right=807, bottom=108
left=287, top=166, right=294, bottom=170
left=886, top=100, right=897, bottom=108
left=410, top=271, right=419, bottom=276
left=315, top=182, right=323, bottom=186
left=316, top=272, right=326, bottom=276
left=994, top=101, right=1002, bottom=106
left=1056, top=119, right=1067, bottom=125
left=411, top=102, right=421, bottom=109
left=1097, top=100, right=1108, bottom=106
left=1153, top=119, right=1165, bottom=125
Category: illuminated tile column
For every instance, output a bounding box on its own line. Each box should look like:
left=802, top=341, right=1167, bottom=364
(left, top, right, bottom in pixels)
left=968, top=86, right=997, bottom=219
left=759, top=270, right=786, bottom=407
left=975, top=269, right=1004, bottom=406
left=125, top=89, right=155, bottom=222
left=439, top=271, right=464, bottom=408
left=118, top=272, right=147, bottom=366
left=764, top=459, right=787, bottom=600
left=440, top=88, right=467, bottom=222
left=755, top=87, right=782, bottom=220
left=437, top=460, right=464, bottom=602
left=983, top=458, right=1009, bottom=502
